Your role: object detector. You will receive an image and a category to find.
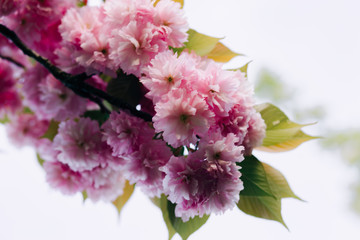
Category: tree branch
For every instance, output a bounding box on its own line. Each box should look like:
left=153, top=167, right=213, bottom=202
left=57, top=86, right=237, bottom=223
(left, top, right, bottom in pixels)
left=0, top=24, right=153, bottom=122
left=0, top=54, right=25, bottom=68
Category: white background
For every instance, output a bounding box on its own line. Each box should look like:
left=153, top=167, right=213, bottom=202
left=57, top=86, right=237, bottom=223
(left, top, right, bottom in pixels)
left=1, top=0, right=360, bottom=239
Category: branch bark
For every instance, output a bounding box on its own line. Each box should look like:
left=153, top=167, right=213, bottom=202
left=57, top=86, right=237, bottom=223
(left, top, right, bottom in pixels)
left=0, top=24, right=153, bottom=122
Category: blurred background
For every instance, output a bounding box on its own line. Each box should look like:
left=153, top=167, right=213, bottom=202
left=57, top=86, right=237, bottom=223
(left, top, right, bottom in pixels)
left=1, top=0, right=360, bottom=239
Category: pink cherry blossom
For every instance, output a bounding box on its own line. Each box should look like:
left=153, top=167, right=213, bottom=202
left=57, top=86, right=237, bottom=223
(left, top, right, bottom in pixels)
left=153, top=0, right=188, bottom=47
left=58, top=6, right=114, bottom=75
left=162, top=138, right=244, bottom=221
left=21, top=64, right=87, bottom=121
left=102, top=111, right=153, bottom=157
left=109, top=20, right=168, bottom=76
left=43, top=161, right=88, bottom=195
left=242, top=110, right=266, bottom=155
left=124, top=139, right=172, bottom=197
left=0, top=0, right=22, bottom=17
left=84, top=164, right=126, bottom=202
left=53, top=118, right=108, bottom=171
left=104, top=0, right=154, bottom=28
left=6, top=113, right=49, bottom=148
left=153, top=88, right=214, bottom=147
left=140, top=50, right=188, bottom=103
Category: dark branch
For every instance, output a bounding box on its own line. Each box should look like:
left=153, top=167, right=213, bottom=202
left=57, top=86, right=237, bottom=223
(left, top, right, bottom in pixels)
left=0, top=24, right=153, bottom=122
left=0, top=54, right=25, bottom=68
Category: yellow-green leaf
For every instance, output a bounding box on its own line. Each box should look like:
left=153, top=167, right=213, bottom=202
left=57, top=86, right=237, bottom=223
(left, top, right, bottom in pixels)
left=184, top=29, right=222, bottom=56
left=82, top=191, right=88, bottom=201
left=238, top=155, right=300, bottom=228
left=41, top=120, right=59, bottom=141
left=155, top=195, right=209, bottom=240
left=36, top=153, right=45, bottom=167
left=239, top=155, right=275, bottom=197
left=155, top=195, right=176, bottom=240
left=255, top=103, right=318, bottom=152
left=238, top=195, right=287, bottom=228
left=112, top=181, right=134, bottom=215
left=207, top=42, right=240, bottom=62
left=154, top=0, right=184, bottom=8
left=262, top=162, right=301, bottom=200
left=0, top=115, right=10, bottom=124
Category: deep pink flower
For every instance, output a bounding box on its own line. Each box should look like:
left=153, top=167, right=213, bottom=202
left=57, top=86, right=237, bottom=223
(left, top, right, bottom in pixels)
left=162, top=139, right=244, bottom=221
left=242, top=110, right=266, bottom=155
left=21, top=64, right=87, bottom=121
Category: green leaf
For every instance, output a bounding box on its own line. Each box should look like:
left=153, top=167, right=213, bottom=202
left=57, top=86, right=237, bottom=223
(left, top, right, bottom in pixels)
left=207, top=42, right=241, bottom=63
left=255, top=103, right=318, bottom=152
left=239, top=155, right=275, bottom=197
left=239, top=62, right=251, bottom=77
left=112, top=181, right=135, bottom=215
left=36, top=153, right=45, bottom=167
left=155, top=195, right=176, bottom=240
left=41, top=120, right=59, bottom=141
left=184, top=29, right=222, bottom=56
left=82, top=191, right=88, bottom=201
left=83, top=110, right=109, bottom=126
left=0, top=115, right=10, bottom=124
left=107, top=71, right=142, bottom=108
left=262, top=162, right=301, bottom=200
left=238, top=155, right=300, bottom=228
left=156, top=195, right=209, bottom=240
left=238, top=195, right=287, bottom=228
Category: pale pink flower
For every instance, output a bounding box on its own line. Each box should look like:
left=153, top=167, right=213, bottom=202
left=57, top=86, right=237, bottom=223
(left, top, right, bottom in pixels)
left=153, top=0, right=188, bottom=47
left=58, top=6, right=114, bottom=74
left=153, top=88, right=214, bottom=147
left=43, top=161, right=88, bottom=195
left=201, top=132, right=244, bottom=163
left=104, top=0, right=154, bottom=28
left=193, top=62, right=243, bottom=117
left=124, top=140, right=172, bottom=197
left=109, top=20, right=168, bottom=76
left=102, top=111, right=153, bottom=157
left=140, top=50, right=187, bottom=103
left=6, top=113, right=49, bottom=148
left=84, top=164, right=126, bottom=202
left=53, top=118, right=108, bottom=171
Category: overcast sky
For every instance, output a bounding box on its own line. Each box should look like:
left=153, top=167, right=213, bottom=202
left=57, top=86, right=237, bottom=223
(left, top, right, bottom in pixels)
left=1, top=0, right=360, bottom=239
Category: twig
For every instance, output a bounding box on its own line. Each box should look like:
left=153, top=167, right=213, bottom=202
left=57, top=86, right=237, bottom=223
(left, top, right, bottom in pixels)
left=0, top=24, right=153, bottom=122
left=0, top=54, right=25, bottom=68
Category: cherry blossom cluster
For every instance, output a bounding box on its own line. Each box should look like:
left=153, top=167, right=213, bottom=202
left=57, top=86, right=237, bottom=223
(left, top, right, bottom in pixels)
left=0, top=0, right=266, bottom=221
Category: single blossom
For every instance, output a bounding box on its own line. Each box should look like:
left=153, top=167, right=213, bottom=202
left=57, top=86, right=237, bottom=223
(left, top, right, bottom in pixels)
left=153, top=88, right=214, bottom=148
left=53, top=118, right=109, bottom=171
